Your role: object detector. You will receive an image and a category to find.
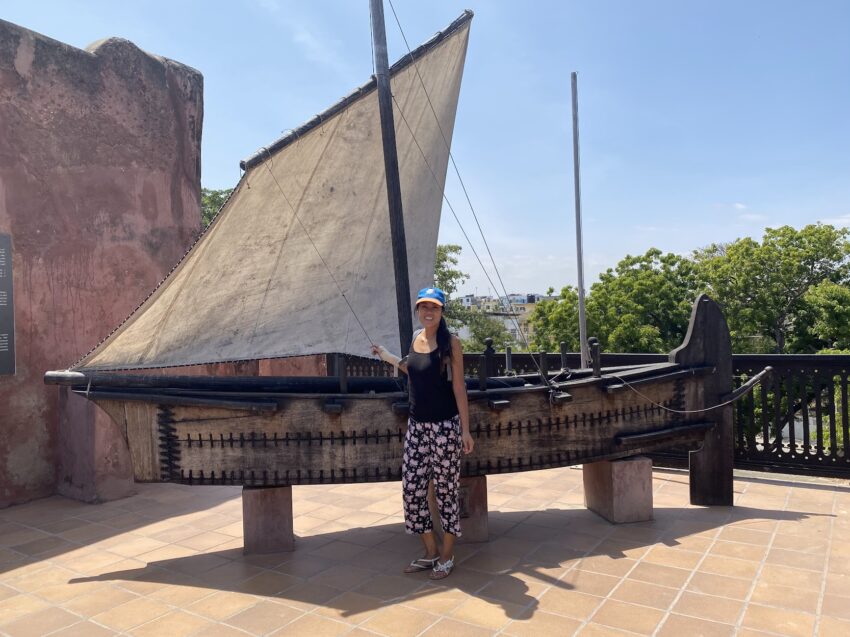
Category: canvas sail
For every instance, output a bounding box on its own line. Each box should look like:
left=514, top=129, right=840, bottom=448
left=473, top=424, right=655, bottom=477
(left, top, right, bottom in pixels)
left=74, top=13, right=471, bottom=371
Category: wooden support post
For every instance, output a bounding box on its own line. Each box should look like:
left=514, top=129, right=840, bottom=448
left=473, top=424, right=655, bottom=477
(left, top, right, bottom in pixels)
left=242, top=486, right=294, bottom=553
left=583, top=456, right=653, bottom=523
left=670, top=295, right=734, bottom=506
left=560, top=341, right=568, bottom=369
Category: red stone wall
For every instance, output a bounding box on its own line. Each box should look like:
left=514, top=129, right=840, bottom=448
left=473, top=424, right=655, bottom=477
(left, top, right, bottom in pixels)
left=0, top=19, right=203, bottom=507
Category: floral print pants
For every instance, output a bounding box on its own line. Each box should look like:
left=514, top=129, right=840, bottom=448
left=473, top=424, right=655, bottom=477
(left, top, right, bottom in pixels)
left=402, top=415, right=463, bottom=537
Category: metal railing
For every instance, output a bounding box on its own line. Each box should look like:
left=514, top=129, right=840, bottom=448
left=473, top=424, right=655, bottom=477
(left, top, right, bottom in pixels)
left=333, top=349, right=850, bottom=477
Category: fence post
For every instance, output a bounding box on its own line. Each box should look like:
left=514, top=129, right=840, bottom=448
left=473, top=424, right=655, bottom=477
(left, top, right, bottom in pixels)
left=505, top=346, right=513, bottom=375
left=560, top=341, right=568, bottom=369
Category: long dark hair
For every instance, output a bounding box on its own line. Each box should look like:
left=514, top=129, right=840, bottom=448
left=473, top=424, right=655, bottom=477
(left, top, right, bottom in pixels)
left=436, top=316, right=452, bottom=361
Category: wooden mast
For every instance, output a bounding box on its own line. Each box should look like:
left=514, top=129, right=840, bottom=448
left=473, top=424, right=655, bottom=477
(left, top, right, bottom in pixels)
left=370, top=0, right=413, bottom=355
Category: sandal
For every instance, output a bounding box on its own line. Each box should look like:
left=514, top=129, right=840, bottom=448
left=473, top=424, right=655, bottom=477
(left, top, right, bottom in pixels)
left=404, top=556, right=439, bottom=574
left=429, top=556, right=455, bottom=580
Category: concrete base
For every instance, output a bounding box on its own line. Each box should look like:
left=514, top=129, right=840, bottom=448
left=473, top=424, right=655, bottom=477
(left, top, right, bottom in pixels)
left=583, top=456, right=653, bottom=524
left=427, top=475, right=489, bottom=543
left=242, top=486, right=294, bottom=554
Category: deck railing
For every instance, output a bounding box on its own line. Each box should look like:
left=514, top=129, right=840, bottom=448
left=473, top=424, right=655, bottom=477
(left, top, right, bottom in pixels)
left=334, top=349, right=850, bottom=477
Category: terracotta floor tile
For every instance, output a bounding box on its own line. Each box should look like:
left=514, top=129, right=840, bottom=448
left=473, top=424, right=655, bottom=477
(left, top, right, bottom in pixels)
left=628, top=562, right=692, bottom=588
left=717, top=526, right=772, bottom=546
left=234, top=569, right=301, bottom=596
left=765, top=547, right=826, bottom=571
left=459, top=549, right=522, bottom=574
left=0, top=606, right=79, bottom=637
left=315, top=590, right=386, bottom=624
left=559, top=569, right=621, bottom=597
left=128, top=610, right=214, bottom=637
left=401, top=585, right=468, bottom=615
left=504, top=609, right=582, bottom=636
left=90, top=596, right=172, bottom=631
left=687, top=571, right=752, bottom=600
left=7, top=564, right=79, bottom=593
left=709, top=540, right=767, bottom=562
left=270, top=613, right=352, bottom=636
left=698, top=555, right=760, bottom=579
left=174, top=530, right=234, bottom=551
left=642, top=545, right=704, bottom=570
left=273, top=554, right=336, bottom=578
left=821, top=593, right=850, bottom=621
left=276, top=581, right=345, bottom=611
left=361, top=604, right=440, bottom=637
left=576, top=555, right=637, bottom=577
left=62, top=585, right=138, bottom=617
left=590, top=599, right=665, bottom=635
left=610, top=579, right=678, bottom=610
left=824, top=572, right=850, bottom=598
left=146, top=583, right=213, bottom=606
left=46, top=620, right=117, bottom=637
left=0, top=594, right=52, bottom=625
left=819, top=615, right=850, bottom=637
left=578, top=622, right=636, bottom=636
left=353, top=572, right=426, bottom=601
left=672, top=591, right=743, bottom=624
left=476, top=574, right=545, bottom=606
left=419, top=617, right=496, bottom=637
left=758, top=563, right=825, bottom=591
left=309, top=564, right=379, bottom=591
left=224, top=600, right=304, bottom=634
left=536, top=588, right=604, bottom=620
left=741, top=603, right=816, bottom=637
left=657, top=614, right=736, bottom=637
left=772, top=533, right=829, bottom=553
left=450, top=596, right=526, bottom=630
left=750, top=581, right=820, bottom=614
left=186, top=590, right=259, bottom=621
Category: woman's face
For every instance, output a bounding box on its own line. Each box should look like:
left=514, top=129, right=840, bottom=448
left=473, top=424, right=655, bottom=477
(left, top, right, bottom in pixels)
left=417, top=301, right=442, bottom=329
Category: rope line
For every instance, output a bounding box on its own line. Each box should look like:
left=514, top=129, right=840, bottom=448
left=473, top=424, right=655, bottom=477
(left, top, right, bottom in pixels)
left=386, top=2, right=551, bottom=385
left=609, top=373, right=755, bottom=415
left=259, top=153, right=375, bottom=347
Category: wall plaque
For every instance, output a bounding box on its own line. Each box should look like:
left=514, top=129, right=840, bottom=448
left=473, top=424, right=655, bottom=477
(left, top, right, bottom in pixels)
left=0, top=234, right=14, bottom=375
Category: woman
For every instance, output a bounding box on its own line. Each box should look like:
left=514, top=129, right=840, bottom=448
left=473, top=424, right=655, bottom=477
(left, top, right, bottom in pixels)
left=371, top=287, right=474, bottom=580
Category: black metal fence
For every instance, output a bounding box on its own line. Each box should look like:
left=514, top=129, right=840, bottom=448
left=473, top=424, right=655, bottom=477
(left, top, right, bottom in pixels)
left=334, top=350, right=850, bottom=477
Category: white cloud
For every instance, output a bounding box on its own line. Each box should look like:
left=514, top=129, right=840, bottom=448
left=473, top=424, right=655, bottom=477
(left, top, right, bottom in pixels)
left=734, top=202, right=748, bottom=210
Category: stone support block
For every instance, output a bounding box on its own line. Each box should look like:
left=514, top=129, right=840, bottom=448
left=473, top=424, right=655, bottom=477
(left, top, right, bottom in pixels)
left=583, top=456, right=653, bottom=524
left=242, top=486, right=294, bottom=554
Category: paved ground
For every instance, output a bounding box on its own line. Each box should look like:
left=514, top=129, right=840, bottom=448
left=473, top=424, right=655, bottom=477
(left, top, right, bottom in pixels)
left=1, top=466, right=849, bottom=636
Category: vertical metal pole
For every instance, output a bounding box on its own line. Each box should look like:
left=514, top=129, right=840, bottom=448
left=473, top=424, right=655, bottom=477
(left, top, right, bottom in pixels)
left=370, top=0, right=413, bottom=355
left=571, top=72, right=589, bottom=368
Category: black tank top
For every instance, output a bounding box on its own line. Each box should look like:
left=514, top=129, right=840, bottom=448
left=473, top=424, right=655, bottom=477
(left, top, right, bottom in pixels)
left=407, top=347, right=458, bottom=422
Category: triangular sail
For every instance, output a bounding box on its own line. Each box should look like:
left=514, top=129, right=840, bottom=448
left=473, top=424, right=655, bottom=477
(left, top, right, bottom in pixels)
left=75, top=13, right=471, bottom=371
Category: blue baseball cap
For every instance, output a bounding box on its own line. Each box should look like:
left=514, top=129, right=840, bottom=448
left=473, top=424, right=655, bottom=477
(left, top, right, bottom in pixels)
left=415, top=287, right=446, bottom=307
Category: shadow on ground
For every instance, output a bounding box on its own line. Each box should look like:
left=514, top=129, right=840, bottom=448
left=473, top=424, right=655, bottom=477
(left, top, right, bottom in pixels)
left=62, top=504, right=824, bottom=620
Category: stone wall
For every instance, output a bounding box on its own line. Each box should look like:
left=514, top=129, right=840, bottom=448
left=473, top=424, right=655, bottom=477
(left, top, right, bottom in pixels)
left=0, top=19, right=203, bottom=507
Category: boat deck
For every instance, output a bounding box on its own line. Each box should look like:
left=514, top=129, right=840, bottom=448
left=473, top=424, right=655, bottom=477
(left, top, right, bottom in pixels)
left=1, top=467, right=848, bottom=636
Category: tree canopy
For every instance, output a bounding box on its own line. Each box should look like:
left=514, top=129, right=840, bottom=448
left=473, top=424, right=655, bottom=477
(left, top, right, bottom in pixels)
left=201, top=187, right=234, bottom=227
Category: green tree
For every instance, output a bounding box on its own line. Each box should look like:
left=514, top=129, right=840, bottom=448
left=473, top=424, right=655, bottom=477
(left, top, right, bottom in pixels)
left=587, top=248, right=698, bottom=352
left=433, top=243, right=471, bottom=331
left=529, top=286, right=581, bottom=352
left=804, top=281, right=850, bottom=350
left=461, top=309, right=514, bottom=353
left=694, top=224, right=850, bottom=353
left=201, top=187, right=234, bottom=227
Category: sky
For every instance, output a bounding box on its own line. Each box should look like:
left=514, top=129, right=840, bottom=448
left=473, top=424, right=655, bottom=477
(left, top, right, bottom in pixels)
left=4, top=0, right=849, bottom=297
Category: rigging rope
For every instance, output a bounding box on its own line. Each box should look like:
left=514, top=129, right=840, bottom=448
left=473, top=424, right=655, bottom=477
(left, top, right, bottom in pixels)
left=386, top=0, right=552, bottom=386
left=608, top=373, right=761, bottom=415
left=259, top=152, right=376, bottom=347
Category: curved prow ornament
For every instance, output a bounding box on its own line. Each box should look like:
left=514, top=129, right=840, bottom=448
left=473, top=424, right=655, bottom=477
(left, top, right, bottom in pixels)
left=670, top=294, right=734, bottom=505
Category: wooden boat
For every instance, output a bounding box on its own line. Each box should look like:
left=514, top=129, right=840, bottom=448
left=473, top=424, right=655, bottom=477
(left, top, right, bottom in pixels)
left=44, top=6, right=765, bottom=508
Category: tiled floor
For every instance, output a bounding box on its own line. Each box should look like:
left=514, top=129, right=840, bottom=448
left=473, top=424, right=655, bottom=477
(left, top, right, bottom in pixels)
left=1, top=466, right=849, bottom=636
